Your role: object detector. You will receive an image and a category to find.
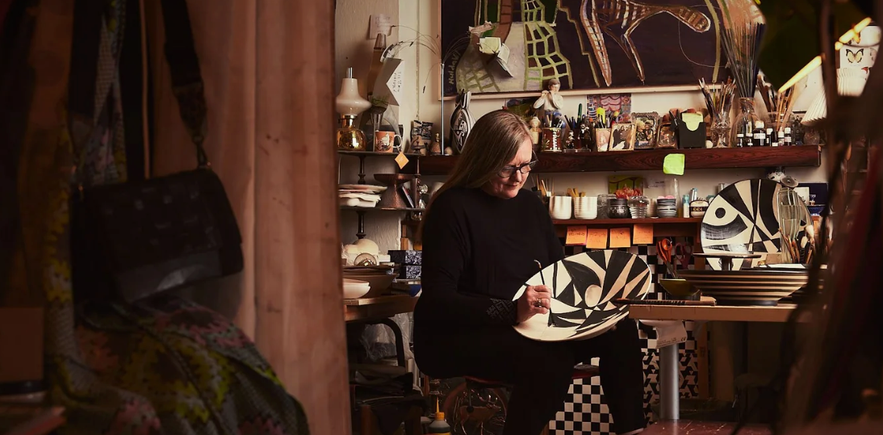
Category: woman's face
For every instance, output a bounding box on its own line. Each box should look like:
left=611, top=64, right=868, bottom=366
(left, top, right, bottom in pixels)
left=482, top=138, right=534, bottom=199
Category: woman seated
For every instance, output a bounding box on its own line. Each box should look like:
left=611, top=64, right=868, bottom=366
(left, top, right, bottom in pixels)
left=413, top=110, right=646, bottom=435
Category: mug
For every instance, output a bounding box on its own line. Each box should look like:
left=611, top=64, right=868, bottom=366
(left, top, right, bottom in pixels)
left=549, top=196, right=573, bottom=220
left=374, top=131, right=397, bottom=153
left=573, top=197, right=597, bottom=219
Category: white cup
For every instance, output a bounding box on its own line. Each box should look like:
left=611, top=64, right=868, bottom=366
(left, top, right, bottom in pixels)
left=549, top=196, right=573, bottom=220
left=573, top=196, right=597, bottom=219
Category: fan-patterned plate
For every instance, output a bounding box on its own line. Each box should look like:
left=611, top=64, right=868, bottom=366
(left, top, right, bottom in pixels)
left=700, top=179, right=808, bottom=270
left=512, top=250, right=651, bottom=342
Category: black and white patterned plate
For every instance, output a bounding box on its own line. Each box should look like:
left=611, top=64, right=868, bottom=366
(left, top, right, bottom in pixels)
left=512, top=250, right=651, bottom=342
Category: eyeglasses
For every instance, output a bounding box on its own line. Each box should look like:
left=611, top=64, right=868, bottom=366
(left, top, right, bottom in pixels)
left=497, top=155, right=538, bottom=178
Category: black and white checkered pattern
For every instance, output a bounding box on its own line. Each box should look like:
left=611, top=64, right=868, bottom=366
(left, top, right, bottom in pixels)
left=550, top=240, right=701, bottom=435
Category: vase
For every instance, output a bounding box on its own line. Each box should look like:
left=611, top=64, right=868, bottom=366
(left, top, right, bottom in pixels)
left=733, top=98, right=760, bottom=147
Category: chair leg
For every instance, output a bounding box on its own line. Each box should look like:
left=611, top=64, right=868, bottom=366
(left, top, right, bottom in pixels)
left=360, top=404, right=374, bottom=435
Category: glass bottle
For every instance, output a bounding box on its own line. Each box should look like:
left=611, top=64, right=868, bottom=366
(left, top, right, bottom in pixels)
left=733, top=98, right=760, bottom=148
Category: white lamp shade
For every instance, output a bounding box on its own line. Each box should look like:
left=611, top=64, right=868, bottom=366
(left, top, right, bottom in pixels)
left=336, top=78, right=371, bottom=116
left=802, top=68, right=869, bottom=124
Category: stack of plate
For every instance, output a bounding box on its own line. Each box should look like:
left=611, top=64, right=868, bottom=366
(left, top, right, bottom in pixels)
left=343, top=278, right=371, bottom=299
left=342, top=264, right=396, bottom=298
left=339, top=184, right=386, bottom=208
left=679, top=269, right=808, bottom=306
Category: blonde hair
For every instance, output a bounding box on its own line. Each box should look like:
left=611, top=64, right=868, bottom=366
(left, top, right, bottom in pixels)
left=432, top=109, right=531, bottom=200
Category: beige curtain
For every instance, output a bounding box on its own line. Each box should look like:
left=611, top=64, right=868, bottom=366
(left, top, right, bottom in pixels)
left=146, top=1, right=350, bottom=433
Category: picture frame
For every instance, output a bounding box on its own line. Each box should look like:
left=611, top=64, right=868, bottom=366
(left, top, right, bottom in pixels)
left=609, top=123, right=635, bottom=151
left=595, top=128, right=611, bottom=152
left=632, top=112, right=659, bottom=149
left=656, top=123, right=677, bottom=148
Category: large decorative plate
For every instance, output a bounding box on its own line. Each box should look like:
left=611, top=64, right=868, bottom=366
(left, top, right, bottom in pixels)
left=512, top=250, right=651, bottom=342
left=678, top=269, right=808, bottom=306
left=700, top=179, right=810, bottom=270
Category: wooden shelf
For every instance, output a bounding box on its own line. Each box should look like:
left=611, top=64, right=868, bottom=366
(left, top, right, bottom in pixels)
left=340, top=206, right=423, bottom=212
left=419, top=146, right=822, bottom=175
left=338, top=150, right=421, bottom=157
left=553, top=217, right=701, bottom=225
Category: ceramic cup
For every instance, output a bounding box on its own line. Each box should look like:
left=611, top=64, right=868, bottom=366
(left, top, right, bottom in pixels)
left=573, top=196, right=597, bottom=219
left=549, top=196, right=573, bottom=220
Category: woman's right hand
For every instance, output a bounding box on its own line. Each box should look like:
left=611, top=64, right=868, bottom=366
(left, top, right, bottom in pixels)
left=516, top=285, right=551, bottom=323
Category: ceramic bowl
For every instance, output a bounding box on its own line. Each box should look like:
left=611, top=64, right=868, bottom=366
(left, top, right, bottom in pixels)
left=659, top=279, right=699, bottom=299
left=343, top=278, right=371, bottom=299
left=341, top=273, right=395, bottom=298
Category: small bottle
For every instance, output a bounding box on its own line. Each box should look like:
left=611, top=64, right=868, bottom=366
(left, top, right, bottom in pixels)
left=776, top=129, right=785, bottom=147
left=682, top=194, right=690, bottom=218
left=752, top=121, right=766, bottom=147
left=428, top=411, right=451, bottom=435
left=765, top=128, right=774, bottom=147
left=783, top=127, right=792, bottom=146
left=736, top=133, right=744, bottom=148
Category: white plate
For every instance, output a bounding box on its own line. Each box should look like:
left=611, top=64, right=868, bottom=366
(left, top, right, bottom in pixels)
left=339, top=184, right=387, bottom=193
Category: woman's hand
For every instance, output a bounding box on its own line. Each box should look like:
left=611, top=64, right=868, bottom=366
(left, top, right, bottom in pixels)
left=516, top=285, right=551, bottom=323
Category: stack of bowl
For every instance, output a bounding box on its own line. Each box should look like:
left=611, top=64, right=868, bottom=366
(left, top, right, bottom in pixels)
left=342, top=264, right=396, bottom=298
left=657, top=198, right=678, bottom=218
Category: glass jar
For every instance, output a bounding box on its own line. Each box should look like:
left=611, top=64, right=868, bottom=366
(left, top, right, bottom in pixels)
left=628, top=195, right=649, bottom=219
left=732, top=98, right=760, bottom=148
left=597, top=194, right=616, bottom=218
left=777, top=187, right=808, bottom=264
left=711, top=118, right=730, bottom=148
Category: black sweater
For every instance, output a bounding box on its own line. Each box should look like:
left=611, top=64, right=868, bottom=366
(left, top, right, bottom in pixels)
left=413, top=187, right=565, bottom=334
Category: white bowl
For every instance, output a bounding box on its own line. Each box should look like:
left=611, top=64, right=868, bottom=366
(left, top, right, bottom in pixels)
left=343, top=278, right=370, bottom=299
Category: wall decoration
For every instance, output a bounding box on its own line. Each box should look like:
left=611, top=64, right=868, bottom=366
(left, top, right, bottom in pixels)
left=442, top=0, right=726, bottom=97
left=586, top=93, right=632, bottom=123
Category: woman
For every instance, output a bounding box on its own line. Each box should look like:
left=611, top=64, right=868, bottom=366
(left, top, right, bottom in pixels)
left=413, top=110, right=646, bottom=435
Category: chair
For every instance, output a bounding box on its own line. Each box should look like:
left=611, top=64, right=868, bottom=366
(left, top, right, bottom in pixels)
left=442, top=363, right=600, bottom=435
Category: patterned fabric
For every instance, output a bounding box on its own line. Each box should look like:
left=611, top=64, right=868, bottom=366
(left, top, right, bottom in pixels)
left=485, top=299, right=517, bottom=324
left=5, top=1, right=309, bottom=434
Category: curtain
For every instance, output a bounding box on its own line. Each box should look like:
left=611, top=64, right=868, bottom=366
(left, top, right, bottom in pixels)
left=145, top=1, right=350, bottom=434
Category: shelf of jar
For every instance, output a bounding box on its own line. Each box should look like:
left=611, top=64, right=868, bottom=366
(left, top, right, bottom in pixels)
left=338, top=150, right=422, bottom=157
left=418, top=146, right=822, bottom=175
left=552, top=217, right=701, bottom=225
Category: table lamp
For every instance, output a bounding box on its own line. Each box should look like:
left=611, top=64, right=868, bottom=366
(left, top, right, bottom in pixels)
left=336, top=67, right=372, bottom=150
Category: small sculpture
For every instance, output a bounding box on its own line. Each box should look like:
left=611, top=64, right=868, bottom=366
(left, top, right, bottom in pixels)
left=528, top=116, right=542, bottom=147
left=449, top=90, right=475, bottom=154
left=533, top=78, right=567, bottom=128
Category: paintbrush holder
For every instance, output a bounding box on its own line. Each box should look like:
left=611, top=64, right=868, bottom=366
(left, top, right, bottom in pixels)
left=733, top=98, right=760, bottom=147
left=541, top=128, right=563, bottom=152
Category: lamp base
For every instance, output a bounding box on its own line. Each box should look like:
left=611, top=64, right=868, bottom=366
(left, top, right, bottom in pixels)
left=337, top=115, right=367, bottom=151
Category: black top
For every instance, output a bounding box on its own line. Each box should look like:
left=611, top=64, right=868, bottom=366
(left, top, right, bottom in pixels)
left=414, top=187, right=564, bottom=335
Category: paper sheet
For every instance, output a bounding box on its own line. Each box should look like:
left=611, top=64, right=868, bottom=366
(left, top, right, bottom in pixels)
left=663, top=153, right=685, bottom=175
left=369, top=14, right=393, bottom=39
left=609, top=227, right=631, bottom=248
left=632, top=224, right=654, bottom=245
left=565, top=226, right=588, bottom=246
left=586, top=229, right=608, bottom=249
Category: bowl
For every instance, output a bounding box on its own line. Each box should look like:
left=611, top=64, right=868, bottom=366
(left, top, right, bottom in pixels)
left=343, top=278, right=371, bottom=299
left=678, top=269, right=807, bottom=306
left=659, top=279, right=699, bottom=299
left=341, top=272, right=395, bottom=297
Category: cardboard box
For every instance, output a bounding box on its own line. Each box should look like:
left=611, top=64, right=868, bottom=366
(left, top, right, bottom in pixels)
left=0, top=307, right=44, bottom=384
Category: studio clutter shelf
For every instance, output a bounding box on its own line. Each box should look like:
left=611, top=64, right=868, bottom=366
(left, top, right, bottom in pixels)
left=552, top=217, right=701, bottom=226
left=419, top=146, right=822, bottom=175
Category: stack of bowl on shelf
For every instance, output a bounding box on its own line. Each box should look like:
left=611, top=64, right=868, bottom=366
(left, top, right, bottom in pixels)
left=339, top=183, right=385, bottom=208
left=656, top=197, right=678, bottom=217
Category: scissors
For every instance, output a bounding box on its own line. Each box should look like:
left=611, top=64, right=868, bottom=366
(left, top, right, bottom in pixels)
left=657, top=239, right=694, bottom=275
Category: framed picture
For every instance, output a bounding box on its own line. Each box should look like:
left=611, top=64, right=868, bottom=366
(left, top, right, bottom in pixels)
left=657, top=124, right=677, bottom=148
left=609, top=123, right=635, bottom=151
left=595, top=128, right=611, bottom=152
left=632, top=112, right=659, bottom=149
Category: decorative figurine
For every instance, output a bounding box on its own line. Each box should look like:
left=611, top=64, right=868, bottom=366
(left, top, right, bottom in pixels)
left=533, top=78, right=567, bottom=128
left=449, top=90, right=475, bottom=154
left=528, top=116, right=542, bottom=148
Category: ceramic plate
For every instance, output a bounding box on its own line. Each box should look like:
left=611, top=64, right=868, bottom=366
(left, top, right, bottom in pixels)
left=700, top=179, right=810, bottom=270
left=512, top=250, right=651, bottom=342
left=679, top=269, right=807, bottom=306
left=339, top=184, right=387, bottom=193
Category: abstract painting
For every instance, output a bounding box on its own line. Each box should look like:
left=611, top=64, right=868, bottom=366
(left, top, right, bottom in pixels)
left=442, top=0, right=727, bottom=97
left=512, top=250, right=651, bottom=341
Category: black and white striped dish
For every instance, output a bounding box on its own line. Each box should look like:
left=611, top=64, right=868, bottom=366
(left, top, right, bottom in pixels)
left=679, top=269, right=808, bottom=306
left=512, top=250, right=652, bottom=341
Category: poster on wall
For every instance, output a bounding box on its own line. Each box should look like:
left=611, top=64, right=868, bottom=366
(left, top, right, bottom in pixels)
left=441, top=0, right=728, bottom=97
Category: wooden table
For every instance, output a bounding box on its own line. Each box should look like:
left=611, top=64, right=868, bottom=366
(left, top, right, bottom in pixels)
left=628, top=303, right=803, bottom=421
left=344, top=294, right=418, bottom=367
left=344, top=294, right=418, bottom=323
